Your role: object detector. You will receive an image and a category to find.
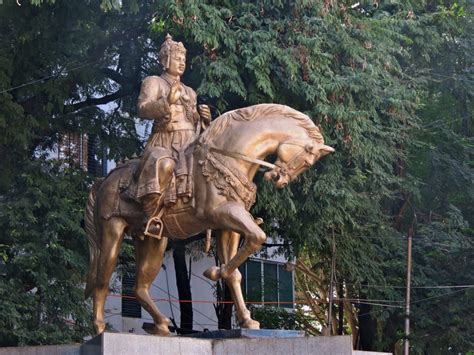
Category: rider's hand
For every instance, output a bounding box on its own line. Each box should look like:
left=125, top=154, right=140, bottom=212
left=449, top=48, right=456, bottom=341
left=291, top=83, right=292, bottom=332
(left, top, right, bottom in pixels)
left=168, top=82, right=181, bottom=105
left=198, top=104, right=211, bottom=123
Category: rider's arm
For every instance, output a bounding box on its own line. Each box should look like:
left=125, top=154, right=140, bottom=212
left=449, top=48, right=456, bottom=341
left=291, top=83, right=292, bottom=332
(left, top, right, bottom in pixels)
left=191, top=90, right=211, bottom=125
left=137, top=76, right=171, bottom=121
left=190, top=90, right=200, bottom=123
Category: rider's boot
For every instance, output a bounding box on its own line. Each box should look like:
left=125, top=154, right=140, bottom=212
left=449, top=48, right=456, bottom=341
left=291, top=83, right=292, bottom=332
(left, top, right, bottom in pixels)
left=142, top=192, right=164, bottom=239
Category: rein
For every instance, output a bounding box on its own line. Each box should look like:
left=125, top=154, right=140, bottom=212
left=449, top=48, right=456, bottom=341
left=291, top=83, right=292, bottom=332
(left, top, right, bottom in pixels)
left=207, top=146, right=277, bottom=170
left=204, top=138, right=316, bottom=181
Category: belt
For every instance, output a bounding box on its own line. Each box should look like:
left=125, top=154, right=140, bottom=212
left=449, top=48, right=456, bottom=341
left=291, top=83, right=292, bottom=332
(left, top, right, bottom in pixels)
left=154, top=121, right=195, bottom=133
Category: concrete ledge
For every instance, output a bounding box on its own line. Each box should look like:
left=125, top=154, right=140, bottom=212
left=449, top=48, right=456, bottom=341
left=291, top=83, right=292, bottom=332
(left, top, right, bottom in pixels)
left=213, top=336, right=353, bottom=355
left=81, top=332, right=353, bottom=355
left=0, top=333, right=392, bottom=355
left=81, top=333, right=212, bottom=355
left=0, top=344, right=81, bottom=355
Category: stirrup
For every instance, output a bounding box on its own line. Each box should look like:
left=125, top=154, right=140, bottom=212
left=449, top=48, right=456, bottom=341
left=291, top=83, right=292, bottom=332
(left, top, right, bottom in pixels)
left=144, top=216, right=164, bottom=239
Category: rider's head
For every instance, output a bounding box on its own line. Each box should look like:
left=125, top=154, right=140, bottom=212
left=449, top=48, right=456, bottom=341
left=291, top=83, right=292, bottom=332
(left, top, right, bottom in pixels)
left=159, top=34, right=186, bottom=77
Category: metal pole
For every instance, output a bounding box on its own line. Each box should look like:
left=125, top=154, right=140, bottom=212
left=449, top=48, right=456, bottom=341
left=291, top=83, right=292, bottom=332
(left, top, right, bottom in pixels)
left=404, top=228, right=413, bottom=355
left=328, top=228, right=336, bottom=335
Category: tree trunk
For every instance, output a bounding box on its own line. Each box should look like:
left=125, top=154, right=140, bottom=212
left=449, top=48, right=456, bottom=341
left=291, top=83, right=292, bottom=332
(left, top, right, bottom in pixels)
left=173, top=242, right=193, bottom=331
left=218, top=284, right=233, bottom=330
left=338, top=284, right=344, bottom=335
left=357, top=302, right=375, bottom=350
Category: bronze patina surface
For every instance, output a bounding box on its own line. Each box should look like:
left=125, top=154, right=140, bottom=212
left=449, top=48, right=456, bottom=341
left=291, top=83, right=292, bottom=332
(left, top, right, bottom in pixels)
left=135, top=34, right=211, bottom=237
left=84, top=37, right=334, bottom=337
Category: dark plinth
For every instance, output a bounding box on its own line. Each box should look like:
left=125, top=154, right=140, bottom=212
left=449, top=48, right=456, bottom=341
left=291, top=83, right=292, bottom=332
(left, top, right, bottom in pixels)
left=181, top=328, right=306, bottom=339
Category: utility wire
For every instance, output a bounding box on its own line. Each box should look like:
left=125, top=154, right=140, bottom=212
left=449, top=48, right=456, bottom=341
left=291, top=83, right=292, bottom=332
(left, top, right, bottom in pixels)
left=190, top=271, right=215, bottom=287
left=421, top=113, right=472, bottom=129
left=346, top=234, right=473, bottom=243
left=0, top=60, right=103, bottom=95
left=162, top=265, right=176, bottom=322
left=411, top=286, right=474, bottom=305
left=150, top=284, right=218, bottom=325
left=356, top=284, right=474, bottom=290
left=108, top=293, right=404, bottom=307
left=150, top=284, right=212, bottom=329
left=140, top=317, right=217, bottom=327
left=428, top=72, right=474, bottom=82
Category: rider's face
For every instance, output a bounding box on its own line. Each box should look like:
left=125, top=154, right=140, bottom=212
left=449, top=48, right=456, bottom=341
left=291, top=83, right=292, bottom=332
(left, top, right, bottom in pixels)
left=166, top=52, right=186, bottom=77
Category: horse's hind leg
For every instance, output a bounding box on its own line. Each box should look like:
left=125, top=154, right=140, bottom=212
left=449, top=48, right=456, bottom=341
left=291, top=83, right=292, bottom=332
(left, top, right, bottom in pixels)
left=134, top=236, right=170, bottom=336
left=93, top=217, right=126, bottom=334
left=218, top=230, right=260, bottom=329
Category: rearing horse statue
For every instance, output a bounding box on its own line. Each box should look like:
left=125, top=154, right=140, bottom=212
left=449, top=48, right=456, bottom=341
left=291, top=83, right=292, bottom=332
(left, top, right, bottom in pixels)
left=84, top=104, right=334, bottom=336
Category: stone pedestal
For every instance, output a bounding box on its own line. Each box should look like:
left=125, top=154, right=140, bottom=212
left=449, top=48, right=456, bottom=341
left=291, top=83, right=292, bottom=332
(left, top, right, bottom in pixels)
left=0, top=333, right=392, bottom=354
left=0, top=344, right=81, bottom=355
left=81, top=332, right=354, bottom=355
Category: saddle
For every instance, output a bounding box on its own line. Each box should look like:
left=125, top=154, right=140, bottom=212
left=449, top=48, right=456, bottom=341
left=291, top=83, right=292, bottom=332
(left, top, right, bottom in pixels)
left=118, top=145, right=195, bottom=207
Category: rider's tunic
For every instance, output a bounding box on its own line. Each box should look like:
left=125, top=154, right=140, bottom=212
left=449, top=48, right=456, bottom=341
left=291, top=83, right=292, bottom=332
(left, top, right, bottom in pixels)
left=136, top=74, right=201, bottom=201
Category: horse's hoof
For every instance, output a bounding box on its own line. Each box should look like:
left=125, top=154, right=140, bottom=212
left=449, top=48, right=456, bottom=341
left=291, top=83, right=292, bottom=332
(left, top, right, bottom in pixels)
left=203, top=266, right=221, bottom=281
left=143, top=322, right=170, bottom=336
left=93, top=320, right=106, bottom=334
left=240, top=318, right=260, bottom=329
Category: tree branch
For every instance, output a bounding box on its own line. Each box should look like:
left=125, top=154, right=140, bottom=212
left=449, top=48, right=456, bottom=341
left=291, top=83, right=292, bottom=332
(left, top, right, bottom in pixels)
left=100, top=68, right=125, bottom=85
left=66, top=89, right=129, bottom=112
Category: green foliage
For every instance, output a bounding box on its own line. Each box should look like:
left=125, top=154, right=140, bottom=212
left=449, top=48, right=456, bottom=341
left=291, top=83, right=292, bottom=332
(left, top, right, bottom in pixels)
left=399, top=4, right=474, bottom=350
left=147, top=1, right=473, bottom=352
left=0, top=0, right=472, bottom=351
left=0, top=0, right=155, bottom=345
left=0, top=0, right=155, bottom=193
left=409, top=209, right=474, bottom=353
left=148, top=6, right=423, bottom=347
left=0, top=161, right=92, bottom=345
left=250, top=306, right=299, bottom=331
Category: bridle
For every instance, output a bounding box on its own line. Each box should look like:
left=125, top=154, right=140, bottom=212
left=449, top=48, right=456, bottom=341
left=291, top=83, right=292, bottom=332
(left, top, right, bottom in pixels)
left=274, top=140, right=318, bottom=181
left=204, top=138, right=318, bottom=182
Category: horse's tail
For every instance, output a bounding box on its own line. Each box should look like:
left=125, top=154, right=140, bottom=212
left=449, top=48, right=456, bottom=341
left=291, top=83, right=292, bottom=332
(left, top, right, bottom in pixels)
left=84, top=178, right=104, bottom=299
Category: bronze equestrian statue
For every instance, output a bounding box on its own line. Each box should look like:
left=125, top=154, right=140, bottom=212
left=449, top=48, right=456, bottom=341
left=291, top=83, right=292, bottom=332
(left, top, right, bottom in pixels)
left=136, top=34, right=211, bottom=238
left=84, top=37, right=334, bottom=337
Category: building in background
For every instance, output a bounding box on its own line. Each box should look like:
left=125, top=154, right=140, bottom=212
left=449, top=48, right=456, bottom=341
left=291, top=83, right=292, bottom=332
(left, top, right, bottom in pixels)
left=56, top=132, right=107, bottom=176
left=104, top=245, right=295, bottom=334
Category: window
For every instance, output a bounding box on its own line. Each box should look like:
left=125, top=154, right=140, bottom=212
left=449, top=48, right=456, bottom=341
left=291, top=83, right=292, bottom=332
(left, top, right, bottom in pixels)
left=239, top=259, right=294, bottom=308
left=121, top=268, right=142, bottom=318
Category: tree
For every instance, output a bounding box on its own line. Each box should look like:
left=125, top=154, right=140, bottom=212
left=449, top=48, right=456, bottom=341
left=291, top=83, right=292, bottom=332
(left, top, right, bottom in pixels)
left=0, top=0, right=155, bottom=345
left=0, top=0, right=472, bottom=350
left=401, top=2, right=474, bottom=352
left=147, top=0, right=420, bottom=349
left=0, top=162, right=91, bottom=345
left=147, top=1, right=473, bottom=352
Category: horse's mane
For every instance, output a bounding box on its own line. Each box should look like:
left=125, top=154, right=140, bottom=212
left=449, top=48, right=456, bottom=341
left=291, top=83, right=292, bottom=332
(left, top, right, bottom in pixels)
left=199, top=104, right=324, bottom=145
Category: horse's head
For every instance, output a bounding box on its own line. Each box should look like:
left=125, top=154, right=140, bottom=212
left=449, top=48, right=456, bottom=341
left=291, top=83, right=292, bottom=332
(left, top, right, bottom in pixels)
left=264, top=138, right=334, bottom=188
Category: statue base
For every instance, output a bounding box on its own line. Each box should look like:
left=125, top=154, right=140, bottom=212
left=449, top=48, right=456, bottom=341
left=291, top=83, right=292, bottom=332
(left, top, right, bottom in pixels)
left=0, top=333, right=392, bottom=355
left=81, top=332, right=355, bottom=355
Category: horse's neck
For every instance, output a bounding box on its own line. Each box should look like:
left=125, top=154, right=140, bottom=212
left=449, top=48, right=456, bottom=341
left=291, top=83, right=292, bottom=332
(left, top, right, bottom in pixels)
left=232, top=116, right=303, bottom=154
left=213, top=116, right=305, bottom=178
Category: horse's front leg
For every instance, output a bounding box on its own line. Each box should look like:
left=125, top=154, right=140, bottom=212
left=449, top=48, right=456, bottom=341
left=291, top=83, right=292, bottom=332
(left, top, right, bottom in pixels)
left=203, top=203, right=266, bottom=282
left=218, top=230, right=260, bottom=329
left=134, top=235, right=170, bottom=336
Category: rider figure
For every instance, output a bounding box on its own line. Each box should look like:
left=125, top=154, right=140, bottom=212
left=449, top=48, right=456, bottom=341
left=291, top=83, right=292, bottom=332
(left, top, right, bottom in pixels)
left=137, top=34, right=211, bottom=237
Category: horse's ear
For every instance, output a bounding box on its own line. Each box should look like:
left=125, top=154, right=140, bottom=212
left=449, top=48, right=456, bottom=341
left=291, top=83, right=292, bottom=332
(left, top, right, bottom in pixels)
left=319, top=144, right=335, bottom=156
